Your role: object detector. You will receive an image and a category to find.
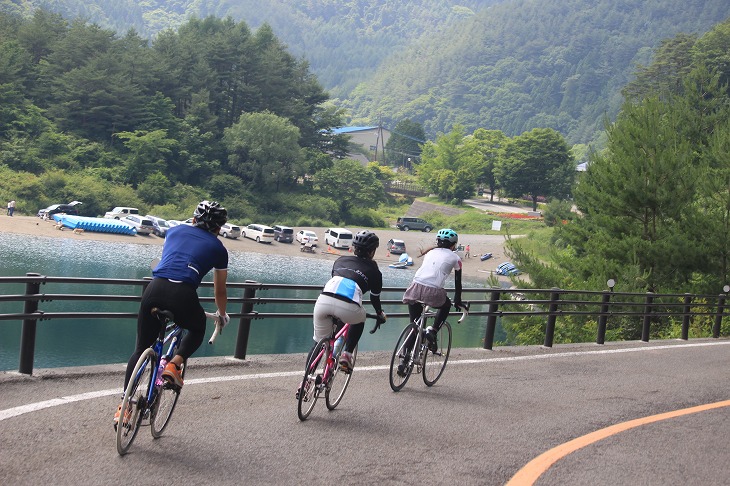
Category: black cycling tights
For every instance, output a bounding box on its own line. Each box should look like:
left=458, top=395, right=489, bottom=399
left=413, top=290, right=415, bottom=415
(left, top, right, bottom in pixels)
left=408, top=296, right=451, bottom=331
left=124, top=278, right=206, bottom=388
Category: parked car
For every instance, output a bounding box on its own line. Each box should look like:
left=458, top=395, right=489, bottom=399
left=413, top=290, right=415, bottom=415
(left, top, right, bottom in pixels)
left=324, top=228, right=353, bottom=249
left=145, top=215, right=170, bottom=238
left=37, top=201, right=81, bottom=219
left=396, top=217, right=432, bottom=232
left=121, top=215, right=155, bottom=235
left=273, top=225, right=294, bottom=243
left=296, top=230, right=318, bottom=245
left=386, top=238, right=407, bottom=255
left=167, top=220, right=182, bottom=228
left=219, top=223, right=242, bottom=239
left=183, top=218, right=194, bottom=226
left=242, top=224, right=275, bottom=243
left=104, top=207, right=139, bottom=220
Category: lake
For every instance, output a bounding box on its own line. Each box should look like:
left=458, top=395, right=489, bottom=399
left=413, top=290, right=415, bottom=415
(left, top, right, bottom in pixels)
left=0, top=232, right=496, bottom=371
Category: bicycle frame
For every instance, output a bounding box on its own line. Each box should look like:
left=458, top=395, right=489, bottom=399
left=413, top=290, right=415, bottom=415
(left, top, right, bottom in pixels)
left=145, top=323, right=183, bottom=404
left=306, top=321, right=350, bottom=386
left=398, top=305, right=436, bottom=371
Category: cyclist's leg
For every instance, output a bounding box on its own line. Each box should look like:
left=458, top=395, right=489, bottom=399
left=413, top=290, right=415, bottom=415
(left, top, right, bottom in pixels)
left=157, top=280, right=206, bottom=387
left=124, top=281, right=164, bottom=388
left=432, top=296, right=452, bottom=331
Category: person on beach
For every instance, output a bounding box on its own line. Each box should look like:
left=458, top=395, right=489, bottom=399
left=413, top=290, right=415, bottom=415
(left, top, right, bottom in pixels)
left=115, top=200, right=230, bottom=425
left=7, top=200, right=15, bottom=216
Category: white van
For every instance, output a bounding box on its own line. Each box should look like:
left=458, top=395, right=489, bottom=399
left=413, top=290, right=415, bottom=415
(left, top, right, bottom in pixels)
left=324, top=228, right=353, bottom=249
left=242, top=223, right=275, bottom=244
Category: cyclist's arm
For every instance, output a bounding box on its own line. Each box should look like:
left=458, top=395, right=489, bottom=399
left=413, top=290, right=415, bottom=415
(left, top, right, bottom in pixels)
left=453, top=268, right=463, bottom=309
left=213, top=268, right=228, bottom=315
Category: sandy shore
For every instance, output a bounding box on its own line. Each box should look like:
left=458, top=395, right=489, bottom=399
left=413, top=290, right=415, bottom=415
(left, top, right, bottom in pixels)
left=0, top=215, right=515, bottom=283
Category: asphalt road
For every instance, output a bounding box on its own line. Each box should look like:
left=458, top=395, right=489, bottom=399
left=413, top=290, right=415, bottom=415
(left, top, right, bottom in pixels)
left=2, top=339, right=729, bottom=485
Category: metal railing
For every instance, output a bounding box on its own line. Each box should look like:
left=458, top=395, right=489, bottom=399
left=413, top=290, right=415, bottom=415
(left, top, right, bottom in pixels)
left=1, top=274, right=728, bottom=374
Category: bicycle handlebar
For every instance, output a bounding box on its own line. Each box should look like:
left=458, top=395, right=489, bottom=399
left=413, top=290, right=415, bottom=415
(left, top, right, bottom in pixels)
left=206, top=311, right=225, bottom=344
left=367, top=313, right=386, bottom=334
left=455, top=302, right=470, bottom=323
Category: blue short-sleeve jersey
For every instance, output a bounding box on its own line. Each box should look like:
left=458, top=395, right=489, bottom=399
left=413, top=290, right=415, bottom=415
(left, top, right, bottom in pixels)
left=152, top=224, right=228, bottom=288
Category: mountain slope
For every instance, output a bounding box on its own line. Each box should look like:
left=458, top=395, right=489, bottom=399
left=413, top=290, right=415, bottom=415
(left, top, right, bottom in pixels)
left=345, top=0, right=730, bottom=143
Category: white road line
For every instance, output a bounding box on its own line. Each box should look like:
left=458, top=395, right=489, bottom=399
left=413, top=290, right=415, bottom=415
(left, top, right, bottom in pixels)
left=2, top=341, right=728, bottom=422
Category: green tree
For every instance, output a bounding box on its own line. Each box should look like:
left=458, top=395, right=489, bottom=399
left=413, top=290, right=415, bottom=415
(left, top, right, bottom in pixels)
left=417, top=125, right=479, bottom=203
left=463, top=128, right=507, bottom=201
left=223, top=110, right=303, bottom=192
left=116, top=129, right=177, bottom=187
left=385, top=119, right=425, bottom=168
left=312, top=159, right=384, bottom=220
left=495, top=128, right=574, bottom=211
left=137, top=171, right=172, bottom=205
left=558, top=97, right=698, bottom=292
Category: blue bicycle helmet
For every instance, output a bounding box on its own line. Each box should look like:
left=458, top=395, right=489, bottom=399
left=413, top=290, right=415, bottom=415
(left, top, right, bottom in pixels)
left=436, top=228, right=458, bottom=245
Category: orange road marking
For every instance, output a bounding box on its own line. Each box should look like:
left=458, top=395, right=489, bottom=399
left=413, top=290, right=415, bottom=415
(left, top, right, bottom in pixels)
left=506, top=399, right=730, bottom=485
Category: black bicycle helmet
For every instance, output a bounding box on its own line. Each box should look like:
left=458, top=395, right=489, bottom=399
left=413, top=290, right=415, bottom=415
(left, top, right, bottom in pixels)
left=193, top=200, right=227, bottom=233
left=352, top=230, right=379, bottom=252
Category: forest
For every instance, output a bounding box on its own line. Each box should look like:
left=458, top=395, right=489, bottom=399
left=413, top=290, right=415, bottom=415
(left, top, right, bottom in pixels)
left=1, top=0, right=728, bottom=145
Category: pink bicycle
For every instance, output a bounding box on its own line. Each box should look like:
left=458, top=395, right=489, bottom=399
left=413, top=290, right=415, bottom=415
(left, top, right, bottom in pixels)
left=297, top=313, right=383, bottom=420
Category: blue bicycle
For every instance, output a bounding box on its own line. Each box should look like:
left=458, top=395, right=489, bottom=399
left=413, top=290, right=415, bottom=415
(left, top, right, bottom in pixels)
left=115, top=308, right=218, bottom=455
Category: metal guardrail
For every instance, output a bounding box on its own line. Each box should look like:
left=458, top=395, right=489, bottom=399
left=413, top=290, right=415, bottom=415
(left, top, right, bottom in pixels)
left=1, top=274, right=728, bottom=374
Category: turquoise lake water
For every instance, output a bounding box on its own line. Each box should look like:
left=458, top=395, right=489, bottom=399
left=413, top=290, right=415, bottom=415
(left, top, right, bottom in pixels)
left=0, top=232, right=494, bottom=371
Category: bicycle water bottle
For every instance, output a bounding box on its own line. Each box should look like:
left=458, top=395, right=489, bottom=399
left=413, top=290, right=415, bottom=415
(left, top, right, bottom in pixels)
left=333, top=336, right=344, bottom=358
left=155, top=357, right=167, bottom=386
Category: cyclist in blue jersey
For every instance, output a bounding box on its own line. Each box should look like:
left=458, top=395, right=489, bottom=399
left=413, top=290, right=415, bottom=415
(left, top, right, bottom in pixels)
left=311, top=230, right=387, bottom=373
left=115, top=200, right=230, bottom=425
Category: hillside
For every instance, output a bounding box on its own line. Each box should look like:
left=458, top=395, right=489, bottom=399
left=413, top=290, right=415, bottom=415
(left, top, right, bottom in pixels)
left=1, top=0, right=728, bottom=144
left=345, top=0, right=730, bottom=144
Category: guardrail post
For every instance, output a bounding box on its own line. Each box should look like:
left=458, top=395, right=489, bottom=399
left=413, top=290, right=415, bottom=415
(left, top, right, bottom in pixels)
left=713, top=293, right=726, bottom=338
left=18, top=273, right=42, bottom=375
left=543, top=288, right=560, bottom=347
left=641, top=292, right=654, bottom=342
left=681, top=293, right=692, bottom=340
left=483, top=289, right=501, bottom=350
left=234, top=280, right=257, bottom=360
left=596, top=291, right=612, bottom=345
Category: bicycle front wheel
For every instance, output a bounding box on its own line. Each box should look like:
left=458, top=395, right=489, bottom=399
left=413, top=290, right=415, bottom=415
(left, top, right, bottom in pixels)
left=326, top=346, right=357, bottom=410
left=423, top=321, right=452, bottom=386
left=389, top=324, right=418, bottom=392
left=297, top=339, right=328, bottom=421
left=116, top=348, right=155, bottom=455
left=151, top=361, right=186, bottom=438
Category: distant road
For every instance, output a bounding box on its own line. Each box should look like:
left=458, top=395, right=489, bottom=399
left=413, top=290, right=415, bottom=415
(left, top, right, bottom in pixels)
left=463, top=197, right=530, bottom=213
left=2, top=339, right=729, bottom=485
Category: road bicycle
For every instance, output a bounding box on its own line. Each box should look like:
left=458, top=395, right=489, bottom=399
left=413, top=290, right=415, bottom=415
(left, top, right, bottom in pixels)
left=297, top=313, right=383, bottom=421
left=115, top=308, right=219, bottom=455
left=389, top=302, right=469, bottom=392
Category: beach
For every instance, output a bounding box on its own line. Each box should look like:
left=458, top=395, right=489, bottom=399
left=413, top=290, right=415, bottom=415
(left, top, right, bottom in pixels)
left=0, top=216, right=515, bottom=282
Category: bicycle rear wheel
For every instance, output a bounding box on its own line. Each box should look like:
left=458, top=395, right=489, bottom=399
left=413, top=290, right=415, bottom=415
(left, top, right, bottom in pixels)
left=423, top=321, right=452, bottom=386
left=116, top=348, right=155, bottom=455
left=151, top=361, right=186, bottom=438
left=297, top=339, right=328, bottom=421
left=326, top=346, right=357, bottom=410
left=389, top=324, right=418, bottom=392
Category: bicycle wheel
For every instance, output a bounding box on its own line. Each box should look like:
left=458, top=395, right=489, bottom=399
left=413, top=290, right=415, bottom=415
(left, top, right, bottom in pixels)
left=150, top=361, right=186, bottom=438
left=389, top=324, right=418, bottom=392
left=326, top=345, right=357, bottom=410
left=297, top=339, right=328, bottom=421
left=423, top=321, right=452, bottom=386
left=116, top=348, right=155, bottom=455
